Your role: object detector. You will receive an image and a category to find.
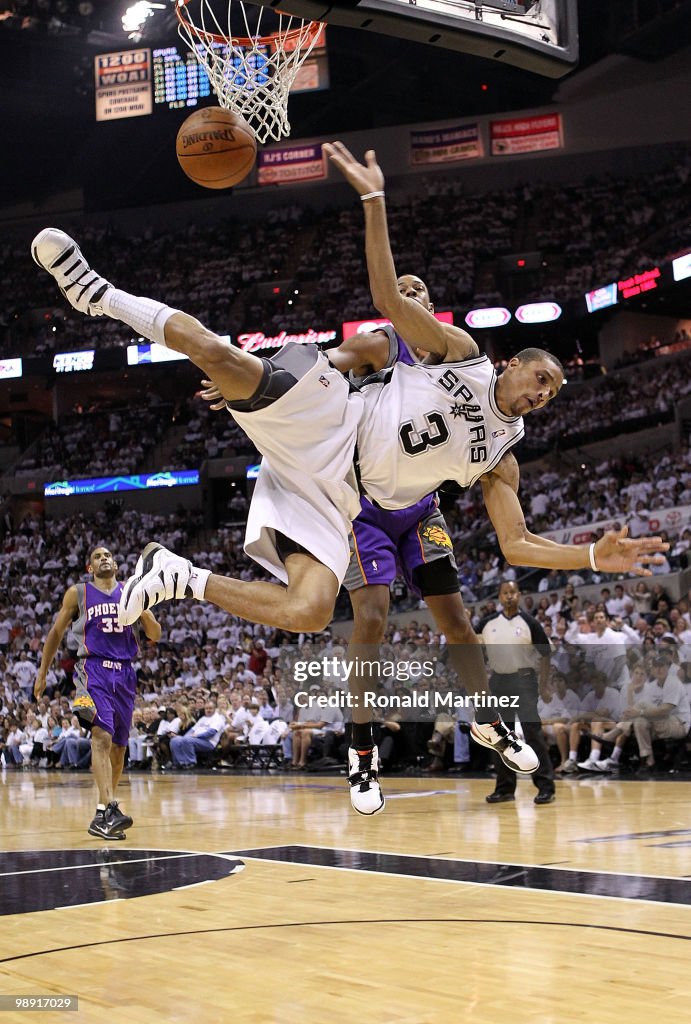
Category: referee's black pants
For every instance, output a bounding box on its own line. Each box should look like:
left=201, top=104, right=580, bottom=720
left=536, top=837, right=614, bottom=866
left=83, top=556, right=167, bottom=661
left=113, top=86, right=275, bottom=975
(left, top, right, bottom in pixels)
left=489, top=670, right=554, bottom=796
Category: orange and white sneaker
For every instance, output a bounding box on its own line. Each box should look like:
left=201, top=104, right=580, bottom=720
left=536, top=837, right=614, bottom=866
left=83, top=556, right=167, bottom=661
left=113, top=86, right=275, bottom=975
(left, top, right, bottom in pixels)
left=348, top=745, right=385, bottom=815
left=470, top=719, right=539, bottom=775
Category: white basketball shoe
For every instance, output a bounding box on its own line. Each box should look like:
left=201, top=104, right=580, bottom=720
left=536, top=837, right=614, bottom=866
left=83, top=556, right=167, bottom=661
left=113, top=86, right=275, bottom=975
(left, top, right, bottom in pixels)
left=31, top=228, right=111, bottom=316
left=118, top=542, right=193, bottom=626
left=347, top=746, right=385, bottom=816
left=470, top=719, right=539, bottom=775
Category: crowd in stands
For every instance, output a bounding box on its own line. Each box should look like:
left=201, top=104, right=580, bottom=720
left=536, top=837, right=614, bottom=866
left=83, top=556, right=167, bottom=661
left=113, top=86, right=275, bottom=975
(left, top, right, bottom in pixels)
left=518, top=349, right=691, bottom=457
left=525, top=157, right=691, bottom=303
left=2, top=563, right=690, bottom=776
left=164, top=398, right=257, bottom=472
left=613, top=327, right=691, bottom=368
left=13, top=404, right=172, bottom=480
left=2, top=147, right=689, bottom=362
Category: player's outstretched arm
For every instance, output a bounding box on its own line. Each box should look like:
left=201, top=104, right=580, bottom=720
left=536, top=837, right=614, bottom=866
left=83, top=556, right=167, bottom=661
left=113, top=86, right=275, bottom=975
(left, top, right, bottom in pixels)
left=322, top=330, right=391, bottom=377
left=34, top=587, right=78, bottom=698
left=324, top=141, right=476, bottom=363
left=481, top=455, right=668, bottom=576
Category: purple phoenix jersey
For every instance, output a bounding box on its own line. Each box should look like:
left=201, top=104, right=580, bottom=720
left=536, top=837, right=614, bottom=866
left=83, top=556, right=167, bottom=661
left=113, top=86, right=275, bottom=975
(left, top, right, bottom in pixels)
left=344, top=326, right=457, bottom=592
left=71, top=581, right=140, bottom=744
left=73, top=581, right=139, bottom=660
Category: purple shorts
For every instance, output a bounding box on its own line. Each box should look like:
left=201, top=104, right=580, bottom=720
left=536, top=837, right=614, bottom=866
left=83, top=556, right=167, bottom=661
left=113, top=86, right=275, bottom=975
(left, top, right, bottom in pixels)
left=74, top=658, right=137, bottom=747
left=344, top=495, right=457, bottom=592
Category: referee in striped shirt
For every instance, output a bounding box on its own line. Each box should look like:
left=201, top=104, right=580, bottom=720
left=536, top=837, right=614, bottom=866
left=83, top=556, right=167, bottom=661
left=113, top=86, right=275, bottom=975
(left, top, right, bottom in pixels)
left=478, top=580, right=555, bottom=805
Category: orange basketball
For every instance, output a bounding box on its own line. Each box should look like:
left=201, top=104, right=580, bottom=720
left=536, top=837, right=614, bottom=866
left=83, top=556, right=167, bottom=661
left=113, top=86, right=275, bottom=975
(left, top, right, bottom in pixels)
left=175, top=107, right=257, bottom=189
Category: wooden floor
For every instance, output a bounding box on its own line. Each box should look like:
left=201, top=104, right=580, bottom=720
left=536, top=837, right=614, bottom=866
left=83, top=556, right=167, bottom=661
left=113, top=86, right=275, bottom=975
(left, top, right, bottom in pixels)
left=1, top=769, right=690, bottom=1024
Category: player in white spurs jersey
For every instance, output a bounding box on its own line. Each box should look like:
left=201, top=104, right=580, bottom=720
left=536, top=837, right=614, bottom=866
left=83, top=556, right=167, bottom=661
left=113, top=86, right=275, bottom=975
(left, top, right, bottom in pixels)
left=32, top=160, right=666, bottom=690
left=356, top=353, right=525, bottom=509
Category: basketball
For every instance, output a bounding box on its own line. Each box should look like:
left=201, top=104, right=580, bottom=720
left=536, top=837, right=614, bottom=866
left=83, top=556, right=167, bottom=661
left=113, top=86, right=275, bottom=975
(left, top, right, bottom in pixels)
left=175, top=107, right=257, bottom=189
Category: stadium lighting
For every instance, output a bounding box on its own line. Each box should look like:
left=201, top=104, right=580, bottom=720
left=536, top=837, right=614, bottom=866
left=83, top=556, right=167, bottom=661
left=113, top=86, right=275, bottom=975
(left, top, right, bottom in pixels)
left=122, top=2, right=165, bottom=38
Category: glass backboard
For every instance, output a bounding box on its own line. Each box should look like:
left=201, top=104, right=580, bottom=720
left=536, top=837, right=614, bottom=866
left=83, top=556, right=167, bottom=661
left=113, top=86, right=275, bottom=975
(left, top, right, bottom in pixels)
left=270, top=0, right=578, bottom=77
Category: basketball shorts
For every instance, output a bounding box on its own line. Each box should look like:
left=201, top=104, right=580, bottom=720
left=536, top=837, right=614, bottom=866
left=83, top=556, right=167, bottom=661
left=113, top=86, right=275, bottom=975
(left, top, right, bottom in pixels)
left=343, top=495, right=459, bottom=597
left=228, top=343, right=363, bottom=586
left=73, top=657, right=137, bottom=747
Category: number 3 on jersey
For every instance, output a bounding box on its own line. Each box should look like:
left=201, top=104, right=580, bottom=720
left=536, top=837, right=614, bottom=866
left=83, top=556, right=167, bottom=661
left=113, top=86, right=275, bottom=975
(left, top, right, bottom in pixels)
left=399, top=411, right=450, bottom=456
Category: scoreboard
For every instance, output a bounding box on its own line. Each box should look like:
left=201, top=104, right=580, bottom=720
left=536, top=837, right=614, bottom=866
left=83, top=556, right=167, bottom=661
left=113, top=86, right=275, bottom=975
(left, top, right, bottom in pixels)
left=96, top=38, right=328, bottom=121
left=152, top=46, right=212, bottom=109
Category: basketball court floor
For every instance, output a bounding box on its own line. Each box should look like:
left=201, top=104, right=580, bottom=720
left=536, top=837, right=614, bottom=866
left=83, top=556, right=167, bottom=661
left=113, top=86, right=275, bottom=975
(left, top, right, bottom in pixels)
left=1, top=769, right=689, bottom=1023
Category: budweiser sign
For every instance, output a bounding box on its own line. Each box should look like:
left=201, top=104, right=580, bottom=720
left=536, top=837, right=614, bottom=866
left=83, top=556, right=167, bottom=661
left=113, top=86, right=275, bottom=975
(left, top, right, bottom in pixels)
left=237, top=328, right=338, bottom=353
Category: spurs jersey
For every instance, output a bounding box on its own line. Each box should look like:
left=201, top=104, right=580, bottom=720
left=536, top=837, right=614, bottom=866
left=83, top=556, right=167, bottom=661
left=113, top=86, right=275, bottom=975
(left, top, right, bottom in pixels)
left=356, top=353, right=524, bottom=510
left=71, top=581, right=139, bottom=660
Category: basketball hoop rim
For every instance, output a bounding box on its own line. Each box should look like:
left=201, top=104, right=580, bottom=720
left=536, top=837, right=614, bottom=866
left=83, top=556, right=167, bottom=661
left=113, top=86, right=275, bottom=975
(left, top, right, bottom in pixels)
left=175, top=0, right=324, bottom=48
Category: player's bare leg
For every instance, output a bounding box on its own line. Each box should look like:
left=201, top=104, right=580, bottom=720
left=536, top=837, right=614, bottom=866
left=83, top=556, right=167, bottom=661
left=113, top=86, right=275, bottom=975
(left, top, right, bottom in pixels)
left=110, top=743, right=127, bottom=791
left=160, top=312, right=263, bottom=402
left=87, top=727, right=122, bottom=841
left=90, top=726, right=114, bottom=808
left=207, top=552, right=338, bottom=631
left=120, top=543, right=338, bottom=632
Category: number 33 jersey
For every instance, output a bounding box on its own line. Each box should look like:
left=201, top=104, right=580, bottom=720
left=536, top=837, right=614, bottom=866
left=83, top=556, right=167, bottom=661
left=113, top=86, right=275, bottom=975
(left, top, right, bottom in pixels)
left=71, top=581, right=139, bottom=660
left=356, top=353, right=525, bottom=510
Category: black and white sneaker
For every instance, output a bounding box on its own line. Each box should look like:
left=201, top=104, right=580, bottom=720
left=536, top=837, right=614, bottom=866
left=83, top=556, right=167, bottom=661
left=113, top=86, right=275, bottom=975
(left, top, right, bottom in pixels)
left=31, top=228, right=111, bottom=316
left=118, top=541, right=192, bottom=626
left=470, top=719, right=539, bottom=775
left=106, top=801, right=133, bottom=832
left=347, top=745, right=385, bottom=816
left=88, top=809, right=125, bottom=841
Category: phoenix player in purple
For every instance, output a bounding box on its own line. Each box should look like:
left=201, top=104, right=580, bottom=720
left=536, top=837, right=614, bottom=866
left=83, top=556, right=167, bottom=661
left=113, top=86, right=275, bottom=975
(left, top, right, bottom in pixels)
left=35, top=546, right=161, bottom=840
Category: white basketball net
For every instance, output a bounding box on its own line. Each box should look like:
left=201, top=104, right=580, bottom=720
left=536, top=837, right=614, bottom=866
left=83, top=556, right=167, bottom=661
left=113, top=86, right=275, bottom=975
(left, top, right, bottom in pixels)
left=175, top=1, right=324, bottom=143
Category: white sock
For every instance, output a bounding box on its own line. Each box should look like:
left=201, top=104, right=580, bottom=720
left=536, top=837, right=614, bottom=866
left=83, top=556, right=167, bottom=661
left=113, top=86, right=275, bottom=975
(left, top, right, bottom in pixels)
left=611, top=747, right=622, bottom=763
left=569, top=750, right=578, bottom=761
left=588, top=750, right=599, bottom=762
left=189, top=567, right=211, bottom=601
left=97, top=803, right=106, bottom=811
left=101, top=288, right=179, bottom=348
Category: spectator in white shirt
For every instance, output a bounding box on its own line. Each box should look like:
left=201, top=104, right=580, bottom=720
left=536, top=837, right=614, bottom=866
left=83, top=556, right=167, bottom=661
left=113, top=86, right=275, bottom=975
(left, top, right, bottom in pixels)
left=587, top=663, right=649, bottom=771
left=0, top=610, right=12, bottom=651
left=169, top=701, right=227, bottom=768
left=605, top=584, right=633, bottom=619
left=567, top=610, right=628, bottom=688
left=632, top=653, right=691, bottom=770
left=562, top=672, right=622, bottom=773
left=544, top=593, right=563, bottom=629
left=538, top=677, right=573, bottom=771
left=11, top=653, right=38, bottom=701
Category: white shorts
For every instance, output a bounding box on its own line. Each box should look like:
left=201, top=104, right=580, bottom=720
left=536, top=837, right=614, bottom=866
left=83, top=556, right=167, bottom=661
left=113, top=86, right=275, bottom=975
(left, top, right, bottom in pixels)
left=230, top=345, right=364, bottom=585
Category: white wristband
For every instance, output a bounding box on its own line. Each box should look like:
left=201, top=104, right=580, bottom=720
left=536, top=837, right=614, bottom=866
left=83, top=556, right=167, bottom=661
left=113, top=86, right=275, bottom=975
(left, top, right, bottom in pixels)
left=360, top=190, right=385, bottom=201
left=588, top=542, right=599, bottom=572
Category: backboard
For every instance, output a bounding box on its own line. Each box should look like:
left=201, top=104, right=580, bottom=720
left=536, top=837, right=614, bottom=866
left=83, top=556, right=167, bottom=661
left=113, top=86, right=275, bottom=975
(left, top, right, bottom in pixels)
left=267, top=0, right=579, bottom=77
